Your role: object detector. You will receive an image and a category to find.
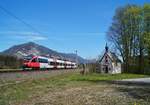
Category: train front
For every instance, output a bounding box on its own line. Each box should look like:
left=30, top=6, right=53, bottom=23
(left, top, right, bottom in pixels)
left=22, top=56, right=34, bottom=70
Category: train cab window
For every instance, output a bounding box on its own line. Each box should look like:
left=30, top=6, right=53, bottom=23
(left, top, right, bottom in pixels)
left=31, top=58, right=37, bottom=62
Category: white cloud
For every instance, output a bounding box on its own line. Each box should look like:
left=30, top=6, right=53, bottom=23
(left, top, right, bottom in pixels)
left=0, top=31, right=47, bottom=41
left=0, top=31, right=105, bottom=41
left=70, top=32, right=105, bottom=36
left=15, top=34, right=47, bottom=41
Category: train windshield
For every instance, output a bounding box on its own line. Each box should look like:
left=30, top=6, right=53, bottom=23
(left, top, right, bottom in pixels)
left=31, top=58, right=37, bottom=62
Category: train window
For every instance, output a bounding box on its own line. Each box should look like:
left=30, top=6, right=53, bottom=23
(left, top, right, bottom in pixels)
left=56, top=62, right=59, bottom=65
left=50, top=62, right=55, bottom=65
left=56, top=62, right=62, bottom=65
left=38, top=58, right=48, bottom=63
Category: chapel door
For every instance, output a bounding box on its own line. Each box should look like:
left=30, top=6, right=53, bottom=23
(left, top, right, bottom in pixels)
left=105, top=66, right=108, bottom=73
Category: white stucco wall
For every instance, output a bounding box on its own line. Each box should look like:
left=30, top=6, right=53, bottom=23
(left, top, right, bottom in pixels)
left=112, top=63, right=121, bottom=74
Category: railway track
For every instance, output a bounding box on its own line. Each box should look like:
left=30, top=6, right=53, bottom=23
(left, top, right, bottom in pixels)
left=0, top=69, right=80, bottom=82
left=0, top=69, right=22, bottom=73
left=0, top=68, right=76, bottom=73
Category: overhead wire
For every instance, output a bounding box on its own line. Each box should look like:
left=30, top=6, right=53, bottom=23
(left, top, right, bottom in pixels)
left=0, top=4, right=43, bottom=35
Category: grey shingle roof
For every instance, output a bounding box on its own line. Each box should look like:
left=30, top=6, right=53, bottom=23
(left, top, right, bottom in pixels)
left=99, top=51, right=122, bottom=63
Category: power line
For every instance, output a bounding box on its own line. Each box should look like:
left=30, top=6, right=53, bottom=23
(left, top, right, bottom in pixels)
left=0, top=4, right=43, bottom=35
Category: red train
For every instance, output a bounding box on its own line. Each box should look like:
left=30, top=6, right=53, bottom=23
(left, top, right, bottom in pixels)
left=22, top=56, right=77, bottom=70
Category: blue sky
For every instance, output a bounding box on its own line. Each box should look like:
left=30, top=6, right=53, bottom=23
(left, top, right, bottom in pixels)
left=0, top=0, right=149, bottom=59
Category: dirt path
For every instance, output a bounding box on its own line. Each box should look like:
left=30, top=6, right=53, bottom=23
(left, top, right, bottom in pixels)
left=116, top=78, right=150, bottom=85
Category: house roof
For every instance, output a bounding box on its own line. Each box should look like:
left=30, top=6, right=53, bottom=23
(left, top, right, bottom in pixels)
left=110, top=52, right=122, bottom=63
left=99, top=51, right=122, bottom=63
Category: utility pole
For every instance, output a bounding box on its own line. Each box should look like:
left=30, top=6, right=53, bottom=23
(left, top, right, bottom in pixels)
left=75, top=50, right=78, bottom=67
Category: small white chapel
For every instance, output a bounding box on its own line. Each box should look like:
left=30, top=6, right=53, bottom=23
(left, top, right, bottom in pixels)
left=98, top=44, right=122, bottom=74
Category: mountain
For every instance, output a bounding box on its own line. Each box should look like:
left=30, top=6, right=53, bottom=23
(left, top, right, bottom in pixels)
left=1, top=42, right=87, bottom=63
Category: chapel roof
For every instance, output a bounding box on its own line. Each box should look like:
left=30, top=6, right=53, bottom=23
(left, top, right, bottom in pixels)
left=99, top=44, right=122, bottom=63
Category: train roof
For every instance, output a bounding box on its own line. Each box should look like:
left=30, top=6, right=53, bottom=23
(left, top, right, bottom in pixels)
left=28, top=55, right=76, bottom=63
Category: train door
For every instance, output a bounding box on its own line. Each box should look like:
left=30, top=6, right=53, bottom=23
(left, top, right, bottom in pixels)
left=54, top=58, right=57, bottom=69
left=48, top=58, right=55, bottom=69
left=64, top=60, right=67, bottom=69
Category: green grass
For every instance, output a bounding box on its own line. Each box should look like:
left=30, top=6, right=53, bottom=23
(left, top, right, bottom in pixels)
left=0, top=72, right=149, bottom=105
left=68, top=73, right=150, bottom=82
left=0, top=69, right=21, bottom=72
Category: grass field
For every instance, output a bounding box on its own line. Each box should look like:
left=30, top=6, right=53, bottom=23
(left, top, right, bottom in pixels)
left=0, top=72, right=150, bottom=105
